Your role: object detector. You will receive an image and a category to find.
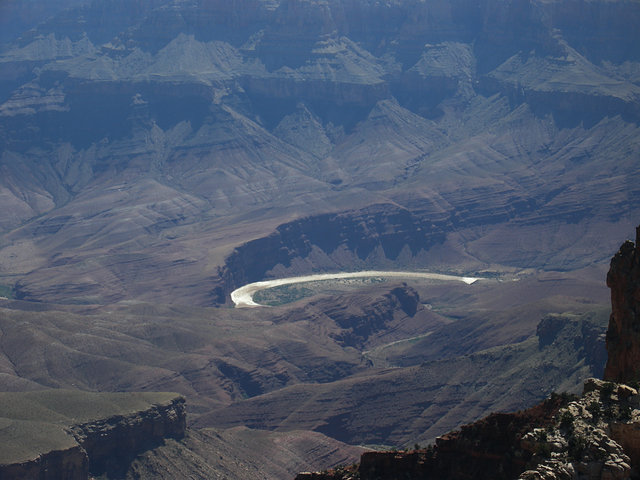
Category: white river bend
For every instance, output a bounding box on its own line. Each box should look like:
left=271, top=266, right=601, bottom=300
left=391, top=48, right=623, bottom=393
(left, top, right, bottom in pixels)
left=230, top=271, right=479, bottom=307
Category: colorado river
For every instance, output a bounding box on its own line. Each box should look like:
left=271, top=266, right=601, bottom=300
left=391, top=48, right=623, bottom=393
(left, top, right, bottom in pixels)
left=231, top=271, right=479, bottom=307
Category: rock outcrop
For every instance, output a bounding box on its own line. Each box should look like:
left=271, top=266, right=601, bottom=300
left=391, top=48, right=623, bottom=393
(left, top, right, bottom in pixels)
left=296, top=378, right=640, bottom=480
left=0, top=390, right=186, bottom=479
left=518, top=378, right=637, bottom=480
left=70, top=396, right=186, bottom=477
left=604, top=226, right=640, bottom=383
left=316, top=283, right=421, bottom=348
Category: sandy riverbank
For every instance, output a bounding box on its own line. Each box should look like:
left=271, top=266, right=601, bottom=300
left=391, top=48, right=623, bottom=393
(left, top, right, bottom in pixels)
left=231, top=271, right=479, bottom=307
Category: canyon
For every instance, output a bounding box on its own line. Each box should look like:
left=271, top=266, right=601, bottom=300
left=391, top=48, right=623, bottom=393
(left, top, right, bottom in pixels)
left=294, top=229, right=640, bottom=480
left=0, top=0, right=638, bottom=478
left=0, top=0, right=638, bottom=307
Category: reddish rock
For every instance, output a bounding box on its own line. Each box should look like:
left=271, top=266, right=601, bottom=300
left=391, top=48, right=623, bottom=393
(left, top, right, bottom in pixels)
left=604, top=226, right=640, bottom=383
left=351, top=395, right=569, bottom=480
left=610, top=421, right=640, bottom=469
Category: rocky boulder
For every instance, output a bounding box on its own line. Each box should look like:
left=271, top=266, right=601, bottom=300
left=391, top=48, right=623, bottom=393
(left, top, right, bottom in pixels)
left=519, top=378, right=638, bottom=480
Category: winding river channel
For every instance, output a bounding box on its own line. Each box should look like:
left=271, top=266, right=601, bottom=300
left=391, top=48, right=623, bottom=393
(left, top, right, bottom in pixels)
left=231, top=271, right=479, bottom=307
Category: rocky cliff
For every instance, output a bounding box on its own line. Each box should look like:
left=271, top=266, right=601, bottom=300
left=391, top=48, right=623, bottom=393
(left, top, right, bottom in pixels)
left=214, top=203, right=455, bottom=303
left=604, top=226, right=640, bottom=383
left=295, top=380, right=640, bottom=480
left=0, top=440, right=88, bottom=480
left=296, top=394, right=571, bottom=480
left=204, top=309, right=607, bottom=447
left=0, top=390, right=186, bottom=479
left=70, top=396, right=186, bottom=477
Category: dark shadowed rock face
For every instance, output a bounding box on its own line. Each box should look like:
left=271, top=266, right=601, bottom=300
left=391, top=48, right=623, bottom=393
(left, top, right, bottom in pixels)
left=326, top=284, right=421, bottom=348
left=604, top=226, right=640, bottom=383
left=295, top=395, right=570, bottom=480
left=71, top=396, right=186, bottom=478
left=215, top=204, right=449, bottom=302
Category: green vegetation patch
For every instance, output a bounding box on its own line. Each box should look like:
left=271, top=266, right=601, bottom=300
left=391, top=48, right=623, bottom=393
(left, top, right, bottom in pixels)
left=252, top=276, right=389, bottom=306
left=253, top=285, right=314, bottom=306
left=0, top=284, right=14, bottom=299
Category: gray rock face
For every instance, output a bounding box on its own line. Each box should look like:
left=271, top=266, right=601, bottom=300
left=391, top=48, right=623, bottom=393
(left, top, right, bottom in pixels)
left=203, top=312, right=607, bottom=446
left=519, top=378, right=638, bottom=480
left=294, top=378, right=640, bottom=480
left=71, top=397, right=186, bottom=477
left=216, top=203, right=449, bottom=300
left=274, top=104, right=333, bottom=158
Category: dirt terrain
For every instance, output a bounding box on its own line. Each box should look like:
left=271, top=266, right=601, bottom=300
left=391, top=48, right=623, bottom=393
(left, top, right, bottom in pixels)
left=0, top=0, right=638, bottom=477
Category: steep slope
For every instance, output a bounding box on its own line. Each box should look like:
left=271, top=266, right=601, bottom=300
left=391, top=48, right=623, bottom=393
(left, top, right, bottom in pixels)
left=297, top=380, right=640, bottom=480
left=0, top=389, right=363, bottom=480
left=126, top=428, right=364, bottom=480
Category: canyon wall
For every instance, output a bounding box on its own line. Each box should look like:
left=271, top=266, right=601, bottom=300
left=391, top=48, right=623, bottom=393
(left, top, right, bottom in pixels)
left=295, top=226, right=640, bottom=480
left=71, top=396, right=186, bottom=477
left=604, top=227, right=640, bottom=383
left=0, top=392, right=186, bottom=480
left=214, top=204, right=449, bottom=302
left=1, top=0, right=638, bottom=306
left=0, top=445, right=89, bottom=480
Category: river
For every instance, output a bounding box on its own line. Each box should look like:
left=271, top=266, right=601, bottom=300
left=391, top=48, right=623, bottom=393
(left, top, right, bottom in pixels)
left=230, top=270, right=479, bottom=307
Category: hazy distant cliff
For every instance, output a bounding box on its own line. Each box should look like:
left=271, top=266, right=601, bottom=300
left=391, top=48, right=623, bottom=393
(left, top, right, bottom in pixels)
left=0, top=0, right=638, bottom=305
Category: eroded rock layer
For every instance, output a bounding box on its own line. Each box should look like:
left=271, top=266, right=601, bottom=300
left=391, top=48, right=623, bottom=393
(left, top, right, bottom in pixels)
left=295, top=227, right=640, bottom=480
